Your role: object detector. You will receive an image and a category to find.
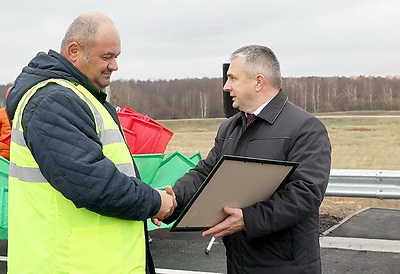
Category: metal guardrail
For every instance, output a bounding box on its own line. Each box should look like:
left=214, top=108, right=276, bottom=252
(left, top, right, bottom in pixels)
left=326, top=169, right=400, bottom=199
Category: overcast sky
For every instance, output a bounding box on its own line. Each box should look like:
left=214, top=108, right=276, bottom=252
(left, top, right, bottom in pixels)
left=2, top=0, right=399, bottom=84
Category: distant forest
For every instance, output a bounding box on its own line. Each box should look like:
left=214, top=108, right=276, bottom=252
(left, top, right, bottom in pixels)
left=108, top=76, right=400, bottom=119
left=1, top=75, right=400, bottom=119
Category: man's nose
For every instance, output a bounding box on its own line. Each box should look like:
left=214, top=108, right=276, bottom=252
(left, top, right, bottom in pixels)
left=108, top=58, right=118, bottom=71
left=223, top=81, right=232, bottom=92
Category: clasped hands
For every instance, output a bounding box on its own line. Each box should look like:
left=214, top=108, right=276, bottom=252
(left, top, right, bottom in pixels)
left=152, top=186, right=177, bottom=226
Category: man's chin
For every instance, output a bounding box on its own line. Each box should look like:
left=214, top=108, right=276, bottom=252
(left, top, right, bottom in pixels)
left=97, top=80, right=111, bottom=90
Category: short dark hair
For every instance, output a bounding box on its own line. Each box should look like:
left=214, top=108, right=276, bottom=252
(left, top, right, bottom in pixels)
left=230, top=45, right=282, bottom=89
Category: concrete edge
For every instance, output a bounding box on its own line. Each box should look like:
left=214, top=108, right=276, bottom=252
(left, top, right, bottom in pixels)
left=320, top=236, right=400, bottom=253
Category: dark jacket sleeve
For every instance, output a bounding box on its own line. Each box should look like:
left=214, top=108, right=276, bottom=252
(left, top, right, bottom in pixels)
left=242, top=115, right=331, bottom=239
left=22, top=86, right=161, bottom=221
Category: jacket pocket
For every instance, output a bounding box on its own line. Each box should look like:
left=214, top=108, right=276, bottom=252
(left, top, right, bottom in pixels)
left=275, top=228, right=294, bottom=261
left=245, top=229, right=294, bottom=265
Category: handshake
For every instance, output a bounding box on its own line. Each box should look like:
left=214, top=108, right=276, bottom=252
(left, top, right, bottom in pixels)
left=152, top=185, right=177, bottom=226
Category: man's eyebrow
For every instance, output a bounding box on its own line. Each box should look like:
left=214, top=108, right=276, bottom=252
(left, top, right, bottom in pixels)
left=105, top=50, right=120, bottom=55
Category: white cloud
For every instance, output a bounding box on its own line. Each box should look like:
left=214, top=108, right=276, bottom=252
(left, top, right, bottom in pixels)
left=1, top=0, right=399, bottom=84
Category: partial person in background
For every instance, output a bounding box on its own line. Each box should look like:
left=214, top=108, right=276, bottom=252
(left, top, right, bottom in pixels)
left=0, top=87, right=12, bottom=160
left=164, top=45, right=331, bottom=273
left=6, top=11, right=175, bottom=274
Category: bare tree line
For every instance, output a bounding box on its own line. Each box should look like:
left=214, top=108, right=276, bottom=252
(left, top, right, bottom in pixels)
left=282, top=76, right=400, bottom=113
left=108, top=78, right=224, bottom=119
left=1, top=75, right=399, bottom=119
left=109, top=76, right=400, bottom=119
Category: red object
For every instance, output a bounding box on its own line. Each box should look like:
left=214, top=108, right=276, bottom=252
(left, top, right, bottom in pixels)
left=0, top=134, right=10, bottom=146
left=117, top=112, right=135, bottom=129
left=116, top=107, right=173, bottom=154
left=123, top=128, right=137, bottom=154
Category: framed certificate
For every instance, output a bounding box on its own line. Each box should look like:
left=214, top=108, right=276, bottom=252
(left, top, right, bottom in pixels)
left=171, top=155, right=298, bottom=231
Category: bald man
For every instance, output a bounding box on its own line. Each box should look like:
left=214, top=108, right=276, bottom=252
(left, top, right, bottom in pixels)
left=6, top=11, right=174, bottom=273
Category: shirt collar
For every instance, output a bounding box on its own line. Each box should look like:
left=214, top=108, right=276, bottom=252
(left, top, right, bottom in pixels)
left=250, top=99, right=272, bottom=116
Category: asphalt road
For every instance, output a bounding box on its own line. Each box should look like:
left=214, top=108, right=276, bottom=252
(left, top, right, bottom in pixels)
left=149, top=207, right=400, bottom=274
left=1, top=208, right=399, bottom=273
left=149, top=223, right=400, bottom=274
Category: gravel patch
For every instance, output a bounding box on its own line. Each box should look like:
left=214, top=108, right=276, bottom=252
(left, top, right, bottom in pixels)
left=320, top=214, right=343, bottom=234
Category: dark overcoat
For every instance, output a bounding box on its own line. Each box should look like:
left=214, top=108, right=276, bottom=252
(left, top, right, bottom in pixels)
left=170, top=89, right=331, bottom=274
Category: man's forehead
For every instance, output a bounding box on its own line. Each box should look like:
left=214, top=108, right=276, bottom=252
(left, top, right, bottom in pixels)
left=227, top=57, right=245, bottom=75
left=91, top=32, right=121, bottom=55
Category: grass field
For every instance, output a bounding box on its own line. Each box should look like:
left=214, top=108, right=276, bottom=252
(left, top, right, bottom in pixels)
left=158, top=111, right=400, bottom=216
left=159, top=111, right=400, bottom=170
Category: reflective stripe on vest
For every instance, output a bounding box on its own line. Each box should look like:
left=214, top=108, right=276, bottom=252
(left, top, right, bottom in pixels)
left=8, top=79, right=146, bottom=273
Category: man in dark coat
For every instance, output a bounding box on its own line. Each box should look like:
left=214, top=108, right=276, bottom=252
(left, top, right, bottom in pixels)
left=165, top=45, right=331, bottom=273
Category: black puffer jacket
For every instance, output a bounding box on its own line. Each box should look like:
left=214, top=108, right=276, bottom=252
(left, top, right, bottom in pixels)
left=6, top=50, right=161, bottom=221
left=170, top=90, right=331, bottom=273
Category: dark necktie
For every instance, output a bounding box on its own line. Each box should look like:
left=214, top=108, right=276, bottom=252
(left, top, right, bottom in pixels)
left=246, top=113, right=256, bottom=126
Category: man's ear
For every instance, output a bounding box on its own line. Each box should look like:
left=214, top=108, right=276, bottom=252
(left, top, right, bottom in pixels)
left=255, top=74, right=266, bottom=92
left=65, top=42, right=81, bottom=63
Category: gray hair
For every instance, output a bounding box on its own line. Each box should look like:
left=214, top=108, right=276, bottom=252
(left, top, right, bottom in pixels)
left=60, top=14, right=102, bottom=61
left=230, top=45, right=282, bottom=89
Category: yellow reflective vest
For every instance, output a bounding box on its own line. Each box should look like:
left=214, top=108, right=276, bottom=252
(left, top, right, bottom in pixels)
left=8, top=79, right=146, bottom=273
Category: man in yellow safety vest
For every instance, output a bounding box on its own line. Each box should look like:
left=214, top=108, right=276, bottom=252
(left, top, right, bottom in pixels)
left=6, top=11, right=176, bottom=274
